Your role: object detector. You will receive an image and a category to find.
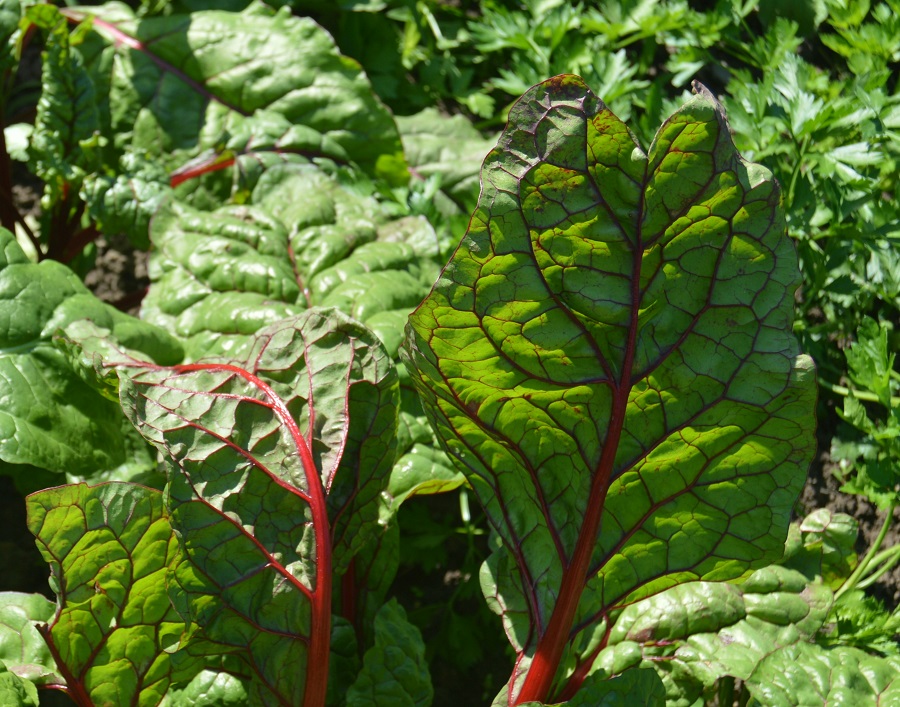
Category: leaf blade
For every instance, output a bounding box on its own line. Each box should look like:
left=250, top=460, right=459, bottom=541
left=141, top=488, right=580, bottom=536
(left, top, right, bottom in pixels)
left=402, top=75, right=817, bottom=703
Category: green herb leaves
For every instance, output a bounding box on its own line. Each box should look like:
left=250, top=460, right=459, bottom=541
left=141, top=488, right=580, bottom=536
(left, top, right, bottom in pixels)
left=403, top=75, right=817, bottom=704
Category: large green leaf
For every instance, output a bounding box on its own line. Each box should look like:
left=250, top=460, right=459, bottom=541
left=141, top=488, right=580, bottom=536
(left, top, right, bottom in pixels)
left=25, top=482, right=203, bottom=706
left=71, top=2, right=406, bottom=184
left=402, top=75, right=817, bottom=703
left=109, top=308, right=398, bottom=705
left=26, top=5, right=101, bottom=210
left=0, top=228, right=181, bottom=486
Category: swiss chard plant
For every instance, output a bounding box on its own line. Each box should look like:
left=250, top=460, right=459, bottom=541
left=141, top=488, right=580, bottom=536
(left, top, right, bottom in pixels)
left=402, top=75, right=818, bottom=704
left=2, top=1, right=900, bottom=704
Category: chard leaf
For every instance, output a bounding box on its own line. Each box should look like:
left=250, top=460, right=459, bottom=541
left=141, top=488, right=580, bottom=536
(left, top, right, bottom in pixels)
left=747, top=643, right=900, bottom=706
left=166, top=670, right=248, bottom=706
left=402, top=75, right=817, bottom=703
left=0, top=593, right=58, bottom=687
left=26, top=5, right=101, bottom=208
left=0, top=228, right=181, bottom=483
left=598, top=565, right=833, bottom=705
left=25, top=482, right=203, bottom=706
left=346, top=598, right=433, bottom=707
left=637, top=567, right=900, bottom=706
left=0, top=662, right=38, bottom=707
left=143, top=169, right=438, bottom=361
left=781, top=509, right=858, bottom=589
left=81, top=153, right=172, bottom=250
left=396, top=108, right=498, bottom=216
left=113, top=308, right=397, bottom=705
left=73, top=3, right=406, bottom=184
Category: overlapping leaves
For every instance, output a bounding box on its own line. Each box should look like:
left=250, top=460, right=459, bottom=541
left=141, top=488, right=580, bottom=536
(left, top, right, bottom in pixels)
left=403, top=75, right=817, bottom=703
left=0, top=228, right=181, bottom=488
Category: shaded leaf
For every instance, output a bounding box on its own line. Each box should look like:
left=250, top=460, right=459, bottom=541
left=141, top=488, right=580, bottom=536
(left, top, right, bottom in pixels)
left=346, top=598, right=433, bottom=707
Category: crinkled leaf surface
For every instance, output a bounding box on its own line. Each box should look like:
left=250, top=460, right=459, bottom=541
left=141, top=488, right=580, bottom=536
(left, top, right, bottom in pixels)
left=396, top=108, right=497, bottom=216
left=166, top=670, right=248, bottom=707
left=598, top=565, right=831, bottom=705
left=111, top=308, right=398, bottom=705
left=0, top=228, right=181, bottom=482
left=25, top=482, right=202, bottom=706
left=345, top=598, right=432, bottom=707
left=639, top=565, right=900, bottom=705
left=402, top=75, right=817, bottom=703
left=747, top=642, right=900, bottom=706
left=26, top=5, right=101, bottom=209
left=142, top=167, right=440, bottom=361
left=0, top=593, right=58, bottom=687
left=72, top=2, right=406, bottom=183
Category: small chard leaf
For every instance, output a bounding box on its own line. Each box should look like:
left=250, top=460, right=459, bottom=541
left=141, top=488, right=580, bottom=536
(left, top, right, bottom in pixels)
left=345, top=599, right=433, bottom=707
left=0, top=229, right=181, bottom=483
left=402, top=75, right=817, bottom=703
left=0, top=662, right=38, bottom=707
left=237, top=308, right=400, bottom=575
left=781, top=509, right=858, bottom=589
left=0, top=593, right=59, bottom=687
left=115, top=308, right=397, bottom=706
left=25, top=482, right=202, bottom=706
left=26, top=5, right=101, bottom=208
left=166, top=670, right=248, bottom=707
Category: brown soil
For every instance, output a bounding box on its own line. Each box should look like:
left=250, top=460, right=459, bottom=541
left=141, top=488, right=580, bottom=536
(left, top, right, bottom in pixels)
left=799, top=413, right=900, bottom=607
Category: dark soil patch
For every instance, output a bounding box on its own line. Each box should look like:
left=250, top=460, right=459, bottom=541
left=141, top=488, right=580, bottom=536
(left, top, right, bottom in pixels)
left=82, top=233, right=150, bottom=314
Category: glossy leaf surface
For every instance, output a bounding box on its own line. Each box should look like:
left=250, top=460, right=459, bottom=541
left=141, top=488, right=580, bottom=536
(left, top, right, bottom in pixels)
left=0, top=228, right=181, bottom=485
left=609, top=564, right=900, bottom=706
left=72, top=3, right=405, bottom=183
left=403, top=75, right=817, bottom=703
left=0, top=593, right=58, bottom=687
left=142, top=171, right=439, bottom=361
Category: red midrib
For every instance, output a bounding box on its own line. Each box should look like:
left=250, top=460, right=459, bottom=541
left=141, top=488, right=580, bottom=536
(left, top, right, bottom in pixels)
left=511, top=393, right=630, bottom=704
left=174, top=364, right=332, bottom=707
left=513, top=203, right=643, bottom=704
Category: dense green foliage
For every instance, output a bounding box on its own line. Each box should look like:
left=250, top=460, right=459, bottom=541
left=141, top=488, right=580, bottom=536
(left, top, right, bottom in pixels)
left=0, top=1, right=898, bottom=706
